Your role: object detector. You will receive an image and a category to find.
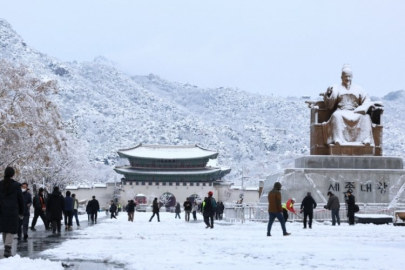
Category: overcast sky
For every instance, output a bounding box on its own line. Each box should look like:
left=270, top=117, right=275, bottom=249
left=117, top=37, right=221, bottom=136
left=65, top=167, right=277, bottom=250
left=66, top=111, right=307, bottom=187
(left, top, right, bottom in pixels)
left=1, top=0, right=404, bottom=97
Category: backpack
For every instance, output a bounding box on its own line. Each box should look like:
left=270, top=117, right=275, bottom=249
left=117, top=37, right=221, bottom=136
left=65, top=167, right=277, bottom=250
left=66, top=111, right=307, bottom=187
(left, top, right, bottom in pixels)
left=354, top=204, right=360, bottom=213
left=210, top=197, right=217, bottom=209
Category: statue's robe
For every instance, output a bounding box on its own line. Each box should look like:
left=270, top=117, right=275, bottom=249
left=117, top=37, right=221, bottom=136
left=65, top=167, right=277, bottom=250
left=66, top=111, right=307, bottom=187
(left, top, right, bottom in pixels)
left=322, top=84, right=374, bottom=146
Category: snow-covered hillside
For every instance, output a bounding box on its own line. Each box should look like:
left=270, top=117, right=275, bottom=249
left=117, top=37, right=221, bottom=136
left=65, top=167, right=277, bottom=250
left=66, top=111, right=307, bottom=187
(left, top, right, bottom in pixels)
left=1, top=18, right=405, bottom=185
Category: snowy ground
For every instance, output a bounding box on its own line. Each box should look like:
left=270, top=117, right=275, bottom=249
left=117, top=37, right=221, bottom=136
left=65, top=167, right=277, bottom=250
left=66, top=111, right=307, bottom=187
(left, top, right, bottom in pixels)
left=1, top=212, right=405, bottom=269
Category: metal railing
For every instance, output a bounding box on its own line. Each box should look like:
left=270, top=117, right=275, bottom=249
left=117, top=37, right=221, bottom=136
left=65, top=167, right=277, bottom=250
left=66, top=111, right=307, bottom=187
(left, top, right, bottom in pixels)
left=223, top=203, right=405, bottom=223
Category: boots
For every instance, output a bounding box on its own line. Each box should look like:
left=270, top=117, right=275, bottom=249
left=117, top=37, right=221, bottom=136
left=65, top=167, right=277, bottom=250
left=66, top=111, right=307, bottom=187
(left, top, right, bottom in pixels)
left=4, top=245, right=12, bottom=258
left=68, top=226, right=73, bottom=231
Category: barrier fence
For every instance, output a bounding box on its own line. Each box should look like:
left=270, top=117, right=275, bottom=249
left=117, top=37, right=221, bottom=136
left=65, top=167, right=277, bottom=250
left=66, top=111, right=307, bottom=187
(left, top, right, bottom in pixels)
left=223, top=203, right=404, bottom=223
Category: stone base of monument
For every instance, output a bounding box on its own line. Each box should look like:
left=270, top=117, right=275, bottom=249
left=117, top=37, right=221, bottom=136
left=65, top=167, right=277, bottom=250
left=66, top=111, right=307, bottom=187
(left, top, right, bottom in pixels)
left=259, top=156, right=405, bottom=209
left=355, top=214, right=393, bottom=225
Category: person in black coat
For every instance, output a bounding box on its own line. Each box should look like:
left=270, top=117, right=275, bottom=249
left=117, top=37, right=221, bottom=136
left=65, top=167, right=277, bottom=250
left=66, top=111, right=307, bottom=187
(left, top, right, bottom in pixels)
left=175, top=202, right=181, bottom=219
left=346, top=190, right=356, bottom=225
left=18, top=183, right=32, bottom=240
left=149, top=198, right=160, bottom=222
left=126, top=200, right=136, bottom=222
left=47, top=186, right=65, bottom=234
left=203, top=191, right=216, bottom=229
left=300, top=192, right=317, bottom=229
left=87, top=196, right=100, bottom=223
left=109, top=201, right=117, bottom=219
left=183, top=198, right=192, bottom=222
left=0, top=167, right=24, bottom=258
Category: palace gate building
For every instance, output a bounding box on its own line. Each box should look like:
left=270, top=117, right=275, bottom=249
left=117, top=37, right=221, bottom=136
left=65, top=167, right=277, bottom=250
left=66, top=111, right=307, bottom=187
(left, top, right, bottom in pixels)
left=114, top=144, right=231, bottom=208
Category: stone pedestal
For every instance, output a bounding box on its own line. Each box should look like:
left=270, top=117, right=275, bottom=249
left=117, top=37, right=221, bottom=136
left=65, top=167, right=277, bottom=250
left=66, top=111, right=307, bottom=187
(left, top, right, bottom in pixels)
left=260, top=156, right=405, bottom=206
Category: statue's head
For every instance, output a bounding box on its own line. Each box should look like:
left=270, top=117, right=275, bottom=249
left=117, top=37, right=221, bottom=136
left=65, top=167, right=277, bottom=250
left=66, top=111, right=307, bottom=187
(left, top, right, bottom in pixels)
left=341, top=64, right=353, bottom=89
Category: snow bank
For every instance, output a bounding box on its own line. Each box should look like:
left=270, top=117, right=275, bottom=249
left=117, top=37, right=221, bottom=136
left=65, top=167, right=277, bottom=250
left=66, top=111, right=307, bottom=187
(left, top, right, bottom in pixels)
left=0, top=255, right=63, bottom=269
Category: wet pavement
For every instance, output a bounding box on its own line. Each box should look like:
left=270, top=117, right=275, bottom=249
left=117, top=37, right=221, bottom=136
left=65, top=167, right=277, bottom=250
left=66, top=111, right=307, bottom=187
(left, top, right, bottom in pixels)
left=1, top=216, right=125, bottom=269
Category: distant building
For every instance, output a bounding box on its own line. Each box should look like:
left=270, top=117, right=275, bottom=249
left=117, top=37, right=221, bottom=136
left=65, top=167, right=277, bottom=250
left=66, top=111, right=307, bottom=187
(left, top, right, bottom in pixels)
left=114, top=144, right=231, bottom=208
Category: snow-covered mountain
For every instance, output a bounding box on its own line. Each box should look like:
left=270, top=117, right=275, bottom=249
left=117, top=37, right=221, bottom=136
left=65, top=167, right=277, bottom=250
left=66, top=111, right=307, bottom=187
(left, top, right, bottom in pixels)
left=1, top=18, right=405, bottom=185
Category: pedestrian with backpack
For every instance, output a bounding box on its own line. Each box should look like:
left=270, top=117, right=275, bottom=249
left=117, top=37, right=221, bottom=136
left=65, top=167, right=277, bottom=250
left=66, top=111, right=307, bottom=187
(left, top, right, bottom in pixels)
left=203, top=191, right=217, bottom=229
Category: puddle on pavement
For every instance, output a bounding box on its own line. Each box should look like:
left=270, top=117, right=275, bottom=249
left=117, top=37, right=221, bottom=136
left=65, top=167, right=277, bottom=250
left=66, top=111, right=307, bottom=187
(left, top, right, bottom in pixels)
left=2, top=217, right=124, bottom=269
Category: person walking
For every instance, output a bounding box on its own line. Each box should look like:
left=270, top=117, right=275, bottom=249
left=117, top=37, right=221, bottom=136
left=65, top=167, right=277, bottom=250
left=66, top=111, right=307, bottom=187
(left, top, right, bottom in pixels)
left=86, top=201, right=91, bottom=223
left=324, top=191, right=340, bottom=226
left=149, top=198, right=160, bottom=222
left=282, top=198, right=297, bottom=223
left=47, top=186, right=65, bottom=234
left=64, top=191, right=74, bottom=231
left=88, top=196, right=100, bottom=223
left=175, top=202, right=181, bottom=219
left=215, top=201, right=221, bottom=220
left=72, top=194, right=80, bottom=227
left=0, top=167, right=24, bottom=258
left=183, top=198, right=192, bottom=222
left=192, top=201, right=198, bottom=221
left=267, top=182, right=290, bottom=236
left=127, top=200, right=136, bottom=222
left=18, top=183, right=32, bottom=240
left=203, top=191, right=216, bottom=229
left=110, top=201, right=117, bottom=219
left=30, top=188, right=49, bottom=231
left=346, top=190, right=356, bottom=225
left=218, top=202, right=225, bottom=220
left=300, top=192, right=317, bottom=229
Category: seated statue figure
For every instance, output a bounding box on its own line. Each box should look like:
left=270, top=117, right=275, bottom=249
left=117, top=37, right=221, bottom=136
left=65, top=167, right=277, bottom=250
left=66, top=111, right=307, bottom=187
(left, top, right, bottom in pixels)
left=322, top=65, right=383, bottom=146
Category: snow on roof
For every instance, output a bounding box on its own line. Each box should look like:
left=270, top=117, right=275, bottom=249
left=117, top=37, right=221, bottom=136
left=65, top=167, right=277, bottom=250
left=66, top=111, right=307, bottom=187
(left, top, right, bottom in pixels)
left=65, top=185, right=78, bottom=190
left=245, top=187, right=259, bottom=191
left=93, top=183, right=107, bottom=188
left=114, top=166, right=223, bottom=175
left=136, top=193, right=146, bottom=197
left=118, top=144, right=218, bottom=160
left=106, top=179, right=116, bottom=183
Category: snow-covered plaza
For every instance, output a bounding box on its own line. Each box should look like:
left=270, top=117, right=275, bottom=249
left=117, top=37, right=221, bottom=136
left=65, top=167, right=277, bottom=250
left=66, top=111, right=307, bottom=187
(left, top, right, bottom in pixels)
left=1, top=212, right=404, bottom=270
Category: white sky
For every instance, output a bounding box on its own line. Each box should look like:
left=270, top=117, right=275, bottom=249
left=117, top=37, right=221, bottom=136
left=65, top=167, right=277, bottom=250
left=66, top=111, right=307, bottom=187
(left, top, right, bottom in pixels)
left=1, top=0, right=405, bottom=97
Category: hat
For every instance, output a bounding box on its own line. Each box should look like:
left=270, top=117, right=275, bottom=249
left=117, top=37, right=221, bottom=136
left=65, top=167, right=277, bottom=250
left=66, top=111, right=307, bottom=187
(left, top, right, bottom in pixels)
left=347, top=189, right=353, bottom=194
left=208, top=191, right=213, bottom=196
left=292, top=198, right=296, bottom=202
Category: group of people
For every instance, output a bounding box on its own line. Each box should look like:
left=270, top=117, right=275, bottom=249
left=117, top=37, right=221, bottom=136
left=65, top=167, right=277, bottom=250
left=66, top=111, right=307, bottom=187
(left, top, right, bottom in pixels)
left=1, top=165, right=360, bottom=259
left=175, top=198, right=198, bottom=221
left=0, top=167, right=83, bottom=258
left=149, top=191, right=220, bottom=229
left=86, top=196, right=100, bottom=223
left=267, top=181, right=357, bottom=236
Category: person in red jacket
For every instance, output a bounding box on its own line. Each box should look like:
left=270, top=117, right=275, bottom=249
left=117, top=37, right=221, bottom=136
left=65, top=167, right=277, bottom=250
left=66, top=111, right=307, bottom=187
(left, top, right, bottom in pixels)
left=282, top=198, right=296, bottom=222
